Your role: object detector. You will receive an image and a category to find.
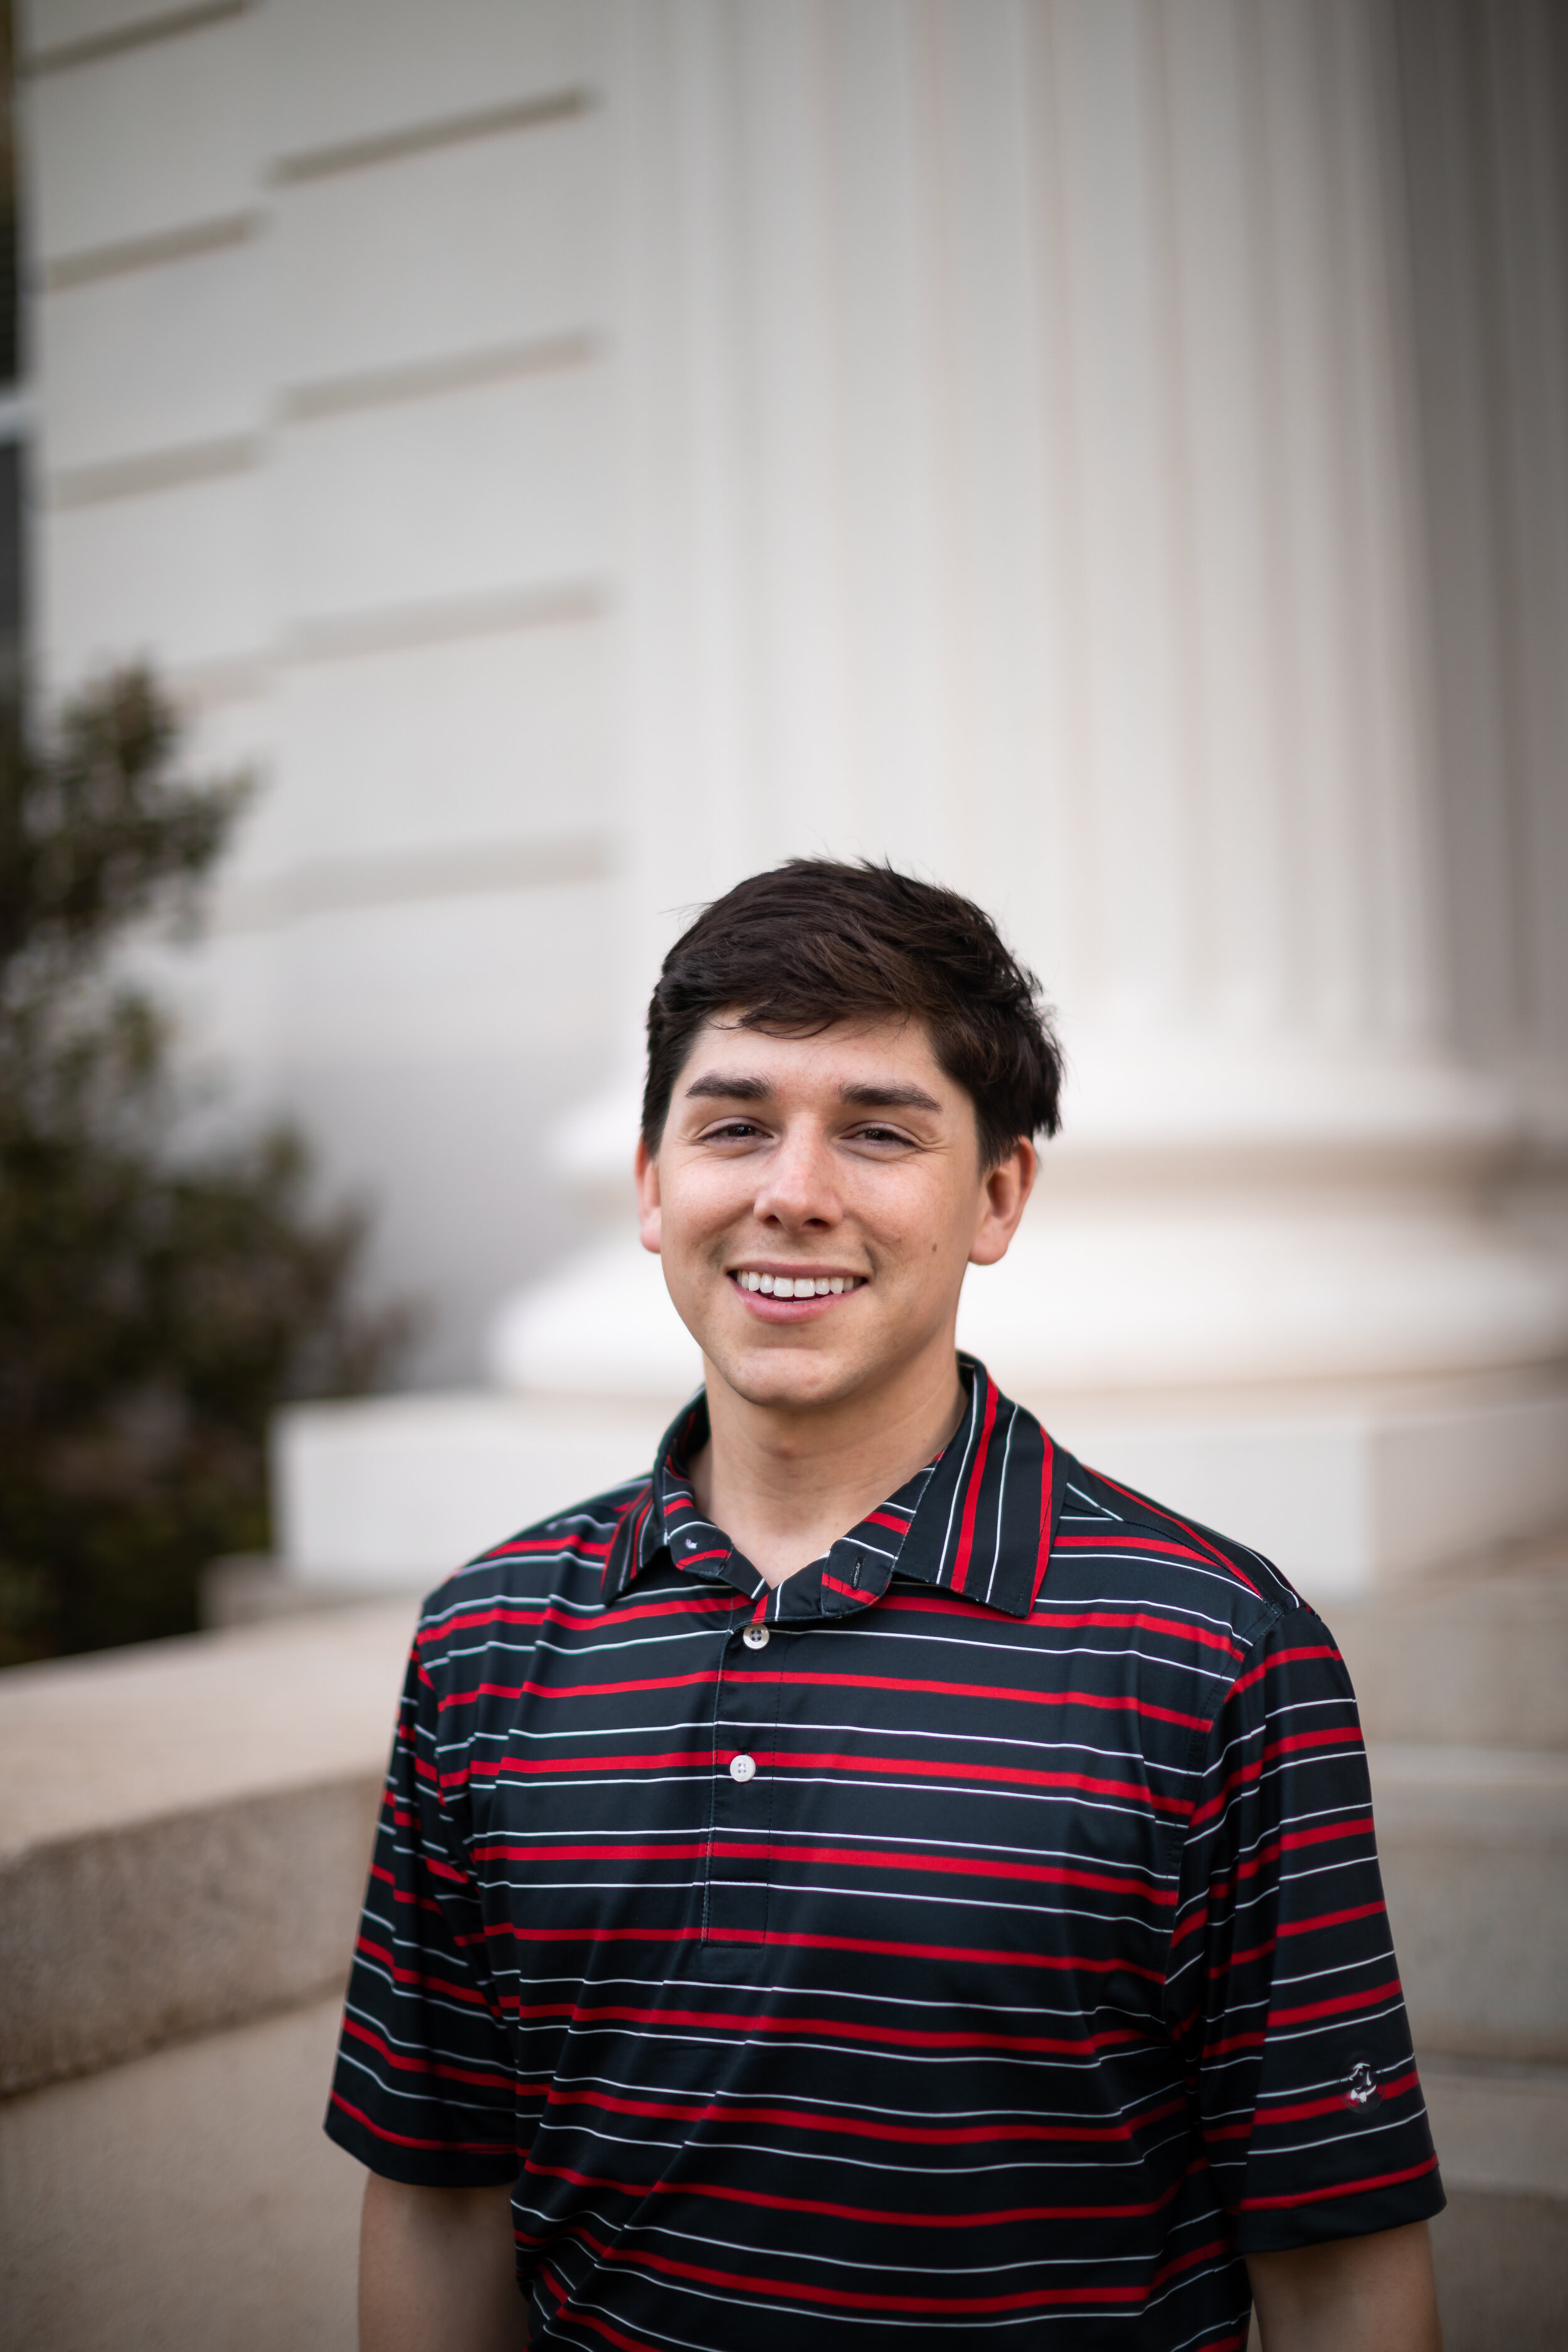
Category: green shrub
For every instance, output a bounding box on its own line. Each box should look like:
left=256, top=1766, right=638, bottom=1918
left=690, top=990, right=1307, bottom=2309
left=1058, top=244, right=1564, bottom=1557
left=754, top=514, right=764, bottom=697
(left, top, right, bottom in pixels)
left=0, top=667, right=410, bottom=1661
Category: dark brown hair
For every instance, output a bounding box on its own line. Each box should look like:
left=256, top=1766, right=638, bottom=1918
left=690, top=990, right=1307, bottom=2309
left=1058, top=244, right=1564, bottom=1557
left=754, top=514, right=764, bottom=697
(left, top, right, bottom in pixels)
left=642, top=859, right=1063, bottom=1167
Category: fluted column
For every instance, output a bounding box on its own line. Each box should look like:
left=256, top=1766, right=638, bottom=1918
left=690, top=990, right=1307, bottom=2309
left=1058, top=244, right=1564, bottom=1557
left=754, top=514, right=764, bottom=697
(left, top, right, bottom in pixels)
left=492, top=0, right=1568, bottom=1580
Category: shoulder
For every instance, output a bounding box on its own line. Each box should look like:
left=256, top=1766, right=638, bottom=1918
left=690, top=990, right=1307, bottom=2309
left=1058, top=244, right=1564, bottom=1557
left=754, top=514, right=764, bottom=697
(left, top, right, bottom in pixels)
left=1048, top=1450, right=1308, bottom=1658
left=411, top=1471, right=650, bottom=1677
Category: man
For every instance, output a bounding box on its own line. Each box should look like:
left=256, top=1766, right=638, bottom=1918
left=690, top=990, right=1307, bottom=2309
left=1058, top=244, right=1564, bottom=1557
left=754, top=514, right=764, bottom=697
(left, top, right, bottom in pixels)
left=329, top=861, right=1445, bottom=2351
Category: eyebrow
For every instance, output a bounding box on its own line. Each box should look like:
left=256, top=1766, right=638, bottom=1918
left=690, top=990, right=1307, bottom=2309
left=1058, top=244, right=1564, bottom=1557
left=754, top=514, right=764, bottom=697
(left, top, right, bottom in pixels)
left=683, top=1073, right=942, bottom=1114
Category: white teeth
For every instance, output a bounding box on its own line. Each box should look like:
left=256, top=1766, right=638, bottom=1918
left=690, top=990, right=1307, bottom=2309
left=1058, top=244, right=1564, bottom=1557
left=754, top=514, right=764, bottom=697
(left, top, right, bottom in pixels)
left=734, top=1271, right=864, bottom=1295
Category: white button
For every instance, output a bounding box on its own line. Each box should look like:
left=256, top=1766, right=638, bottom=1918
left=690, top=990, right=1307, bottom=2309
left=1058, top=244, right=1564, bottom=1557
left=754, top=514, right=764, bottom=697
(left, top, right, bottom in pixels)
left=729, top=1753, right=757, bottom=1783
left=742, top=1623, right=770, bottom=1650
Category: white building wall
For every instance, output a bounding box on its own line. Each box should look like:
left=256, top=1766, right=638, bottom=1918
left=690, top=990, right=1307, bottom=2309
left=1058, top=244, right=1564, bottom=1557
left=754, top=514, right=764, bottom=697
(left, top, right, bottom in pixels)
left=18, top=0, right=1568, bottom=1585
left=24, top=0, right=628, bottom=1380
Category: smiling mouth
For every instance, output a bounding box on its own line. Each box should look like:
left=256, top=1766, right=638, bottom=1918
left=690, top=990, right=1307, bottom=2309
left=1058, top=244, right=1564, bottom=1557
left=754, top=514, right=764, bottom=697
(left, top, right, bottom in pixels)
left=728, top=1269, right=867, bottom=1298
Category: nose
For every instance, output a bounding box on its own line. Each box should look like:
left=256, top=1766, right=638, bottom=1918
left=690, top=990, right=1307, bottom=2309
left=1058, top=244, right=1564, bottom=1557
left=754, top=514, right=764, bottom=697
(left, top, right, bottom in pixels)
left=751, top=1120, right=842, bottom=1231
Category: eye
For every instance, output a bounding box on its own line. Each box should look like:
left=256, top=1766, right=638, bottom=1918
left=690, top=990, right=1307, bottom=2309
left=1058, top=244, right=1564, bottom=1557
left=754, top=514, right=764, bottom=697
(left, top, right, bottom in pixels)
left=849, top=1123, right=914, bottom=1148
left=701, top=1119, right=766, bottom=1143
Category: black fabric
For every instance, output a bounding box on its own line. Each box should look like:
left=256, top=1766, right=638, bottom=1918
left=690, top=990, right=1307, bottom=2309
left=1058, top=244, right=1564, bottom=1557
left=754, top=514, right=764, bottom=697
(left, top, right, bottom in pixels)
left=328, top=1359, right=1441, bottom=2349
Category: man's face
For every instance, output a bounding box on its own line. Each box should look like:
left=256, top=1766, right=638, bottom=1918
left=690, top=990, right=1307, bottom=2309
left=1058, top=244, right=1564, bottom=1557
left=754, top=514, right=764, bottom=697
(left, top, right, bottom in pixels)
left=635, top=1015, right=1034, bottom=1418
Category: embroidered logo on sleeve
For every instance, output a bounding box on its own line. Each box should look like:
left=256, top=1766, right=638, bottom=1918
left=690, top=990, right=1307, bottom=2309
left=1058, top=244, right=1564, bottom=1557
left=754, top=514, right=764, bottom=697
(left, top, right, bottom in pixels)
left=1343, top=2059, right=1381, bottom=2109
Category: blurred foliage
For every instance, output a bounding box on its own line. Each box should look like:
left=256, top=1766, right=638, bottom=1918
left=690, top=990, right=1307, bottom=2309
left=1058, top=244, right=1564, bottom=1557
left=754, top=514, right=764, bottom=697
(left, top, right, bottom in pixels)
left=0, top=668, right=411, bottom=1663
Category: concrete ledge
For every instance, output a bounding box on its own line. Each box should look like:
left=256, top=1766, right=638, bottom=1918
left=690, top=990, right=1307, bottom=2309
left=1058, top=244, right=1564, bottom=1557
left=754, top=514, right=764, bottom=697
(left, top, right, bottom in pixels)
left=277, top=1390, right=674, bottom=1591
left=0, top=1993, right=362, bottom=2352
left=1429, top=2190, right=1568, bottom=2352
left=276, top=1381, right=1568, bottom=1597
left=1422, top=2056, right=1568, bottom=2200
left=1334, top=1540, right=1568, bottom=1750
left=1055, top=1385, right=1568, bottom=1592
left=1, top=1778, right=382, bottom=2095
left=0, top=1602, right=415, bottom=2094
left=1370, top=1744, right=1568, bottom=2061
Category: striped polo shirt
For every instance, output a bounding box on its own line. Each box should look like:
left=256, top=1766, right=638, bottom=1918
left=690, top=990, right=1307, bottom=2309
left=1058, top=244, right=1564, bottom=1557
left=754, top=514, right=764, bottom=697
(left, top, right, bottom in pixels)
left=327, top=1356, right=1443, bottom=2349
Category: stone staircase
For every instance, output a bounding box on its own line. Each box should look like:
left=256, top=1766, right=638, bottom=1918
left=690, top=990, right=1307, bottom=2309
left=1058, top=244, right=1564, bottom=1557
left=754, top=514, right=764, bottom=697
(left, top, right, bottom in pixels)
left=4, top=1550, right=1563, bottom=2349
left=1330, top=1539, right=1568, bottom=2349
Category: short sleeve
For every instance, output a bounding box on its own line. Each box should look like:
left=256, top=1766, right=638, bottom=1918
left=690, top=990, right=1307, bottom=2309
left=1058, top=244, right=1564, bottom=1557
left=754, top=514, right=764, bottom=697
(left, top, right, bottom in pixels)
left=325, top=1633, right=519, bottom=2186
left=1164, top=1607, right=1445, bottom=2252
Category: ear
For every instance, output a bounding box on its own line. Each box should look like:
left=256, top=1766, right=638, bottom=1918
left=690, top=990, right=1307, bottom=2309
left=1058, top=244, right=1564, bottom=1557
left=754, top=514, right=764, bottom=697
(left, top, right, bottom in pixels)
left=634, top=1136, right=663, bottom=1255
left=968, top=1138, right=1036, bottom=1267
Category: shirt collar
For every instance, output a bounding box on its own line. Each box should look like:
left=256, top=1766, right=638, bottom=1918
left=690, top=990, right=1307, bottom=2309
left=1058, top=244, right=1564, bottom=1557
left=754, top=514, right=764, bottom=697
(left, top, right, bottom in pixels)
left=601, top=1355, right=1066, bottom=1621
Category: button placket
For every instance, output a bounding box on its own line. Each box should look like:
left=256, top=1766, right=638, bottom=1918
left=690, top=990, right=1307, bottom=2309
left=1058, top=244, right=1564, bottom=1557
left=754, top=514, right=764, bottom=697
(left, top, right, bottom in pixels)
left=705, top=1614, right=782, bottom=1944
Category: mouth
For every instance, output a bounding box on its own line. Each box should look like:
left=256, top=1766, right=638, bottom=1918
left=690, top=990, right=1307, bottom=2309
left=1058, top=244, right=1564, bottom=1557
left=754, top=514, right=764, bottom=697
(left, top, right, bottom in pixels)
left=727, top=1266, right=868, bottom=1316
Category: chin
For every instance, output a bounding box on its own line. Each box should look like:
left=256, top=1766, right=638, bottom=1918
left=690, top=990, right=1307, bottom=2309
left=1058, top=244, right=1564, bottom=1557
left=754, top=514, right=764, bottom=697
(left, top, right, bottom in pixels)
left=711, top=1345, right=859, bottom=1412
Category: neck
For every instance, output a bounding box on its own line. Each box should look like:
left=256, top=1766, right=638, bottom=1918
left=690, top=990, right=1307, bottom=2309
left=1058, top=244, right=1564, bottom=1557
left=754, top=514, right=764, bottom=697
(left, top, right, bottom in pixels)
left=687, top=1343, right=969, bottom=1586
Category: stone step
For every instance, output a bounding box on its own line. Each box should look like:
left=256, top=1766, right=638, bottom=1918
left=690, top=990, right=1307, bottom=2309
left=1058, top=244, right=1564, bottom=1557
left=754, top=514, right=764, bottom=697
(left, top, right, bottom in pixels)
left=0, top=1602, right=413, bottom=2095
left=1369, top=1744, right=1568, bottom=2062
left=1422, top=2054, right=1568, bottom=2201
left=1399, top=2060, right=1567, bottom=2352
left=1330, top=1535, right=1568, bottom=1750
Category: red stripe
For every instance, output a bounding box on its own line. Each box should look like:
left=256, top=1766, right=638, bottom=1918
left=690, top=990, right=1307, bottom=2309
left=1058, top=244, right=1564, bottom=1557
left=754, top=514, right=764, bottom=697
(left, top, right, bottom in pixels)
left=471, top=1834, right=1173, bottom=1901
left=1239, top=2153, right=1441, bottom=2210
left=339, top=2013, right=512, bottom=2092
left=950, top=1375, right=1000, bottom=1596
left=1270, top=1976, right=1404, bottom=2027
left=1030, top=1605, right=1246, bottom=1660
left=542, top=2083, right=1182, bottom=2147
left=477, top=1536, right=613, bottom=1560
left=551, top=2302, right=660, bottom=2352
left=573, top=2222, right=1149, bottom=2312
left=430, top=1587, right=734, bottom=1643
left=438, top=1669, right=719, bottom=1711
left=489, top=1920, right=1166, bottom=1982
left=329, top=2090, right=512, bottom=2156
left=442, top=1663, right=1208, bottom=1731
left=738, top=1667, right=1210, bottom=1731
left=878, top=1589, right=1026, bottom=1620
left=1263, top=1727, right=1365, bottom=1762
left=504, top=1996, right=1138, bottom=2055
left=461, top=1747, right=717, bottom=1785
left=1277, top=1899, right=1387, bottom=1937
left=1227, top=1645, right=1340, bottom=1703
left=522, top=2157, right=1188, bottom=2227
left=1058, top=1500, right=1264, bottom=1598
left=1030, top=1426, right=1056, bottom=1604
left=1210, top=1815, right=1375, bottom=1896
left=750, top=1745, right=1192, bottom=1813
left=354, top=1934, right=490, bottom=2008
left=1253, top=2068, right=1422, bottom=2128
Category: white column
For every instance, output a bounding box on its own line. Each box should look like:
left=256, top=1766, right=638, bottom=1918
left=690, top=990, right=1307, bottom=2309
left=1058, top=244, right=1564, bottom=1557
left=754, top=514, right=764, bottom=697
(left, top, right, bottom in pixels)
left=491, top=0, right=1568, bottom=1593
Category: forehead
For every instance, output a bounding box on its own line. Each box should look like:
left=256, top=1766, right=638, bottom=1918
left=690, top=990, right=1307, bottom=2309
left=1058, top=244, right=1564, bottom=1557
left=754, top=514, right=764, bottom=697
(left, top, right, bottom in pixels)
left=675, top=1014, right=954, bottom=1099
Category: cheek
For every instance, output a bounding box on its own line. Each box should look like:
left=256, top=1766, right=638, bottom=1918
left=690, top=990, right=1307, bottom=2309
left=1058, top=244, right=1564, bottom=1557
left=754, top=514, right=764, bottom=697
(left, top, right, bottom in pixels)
left=850, top=1172, right=973, bottom=1269
left=657, top=1163, right=750, bottom=1248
